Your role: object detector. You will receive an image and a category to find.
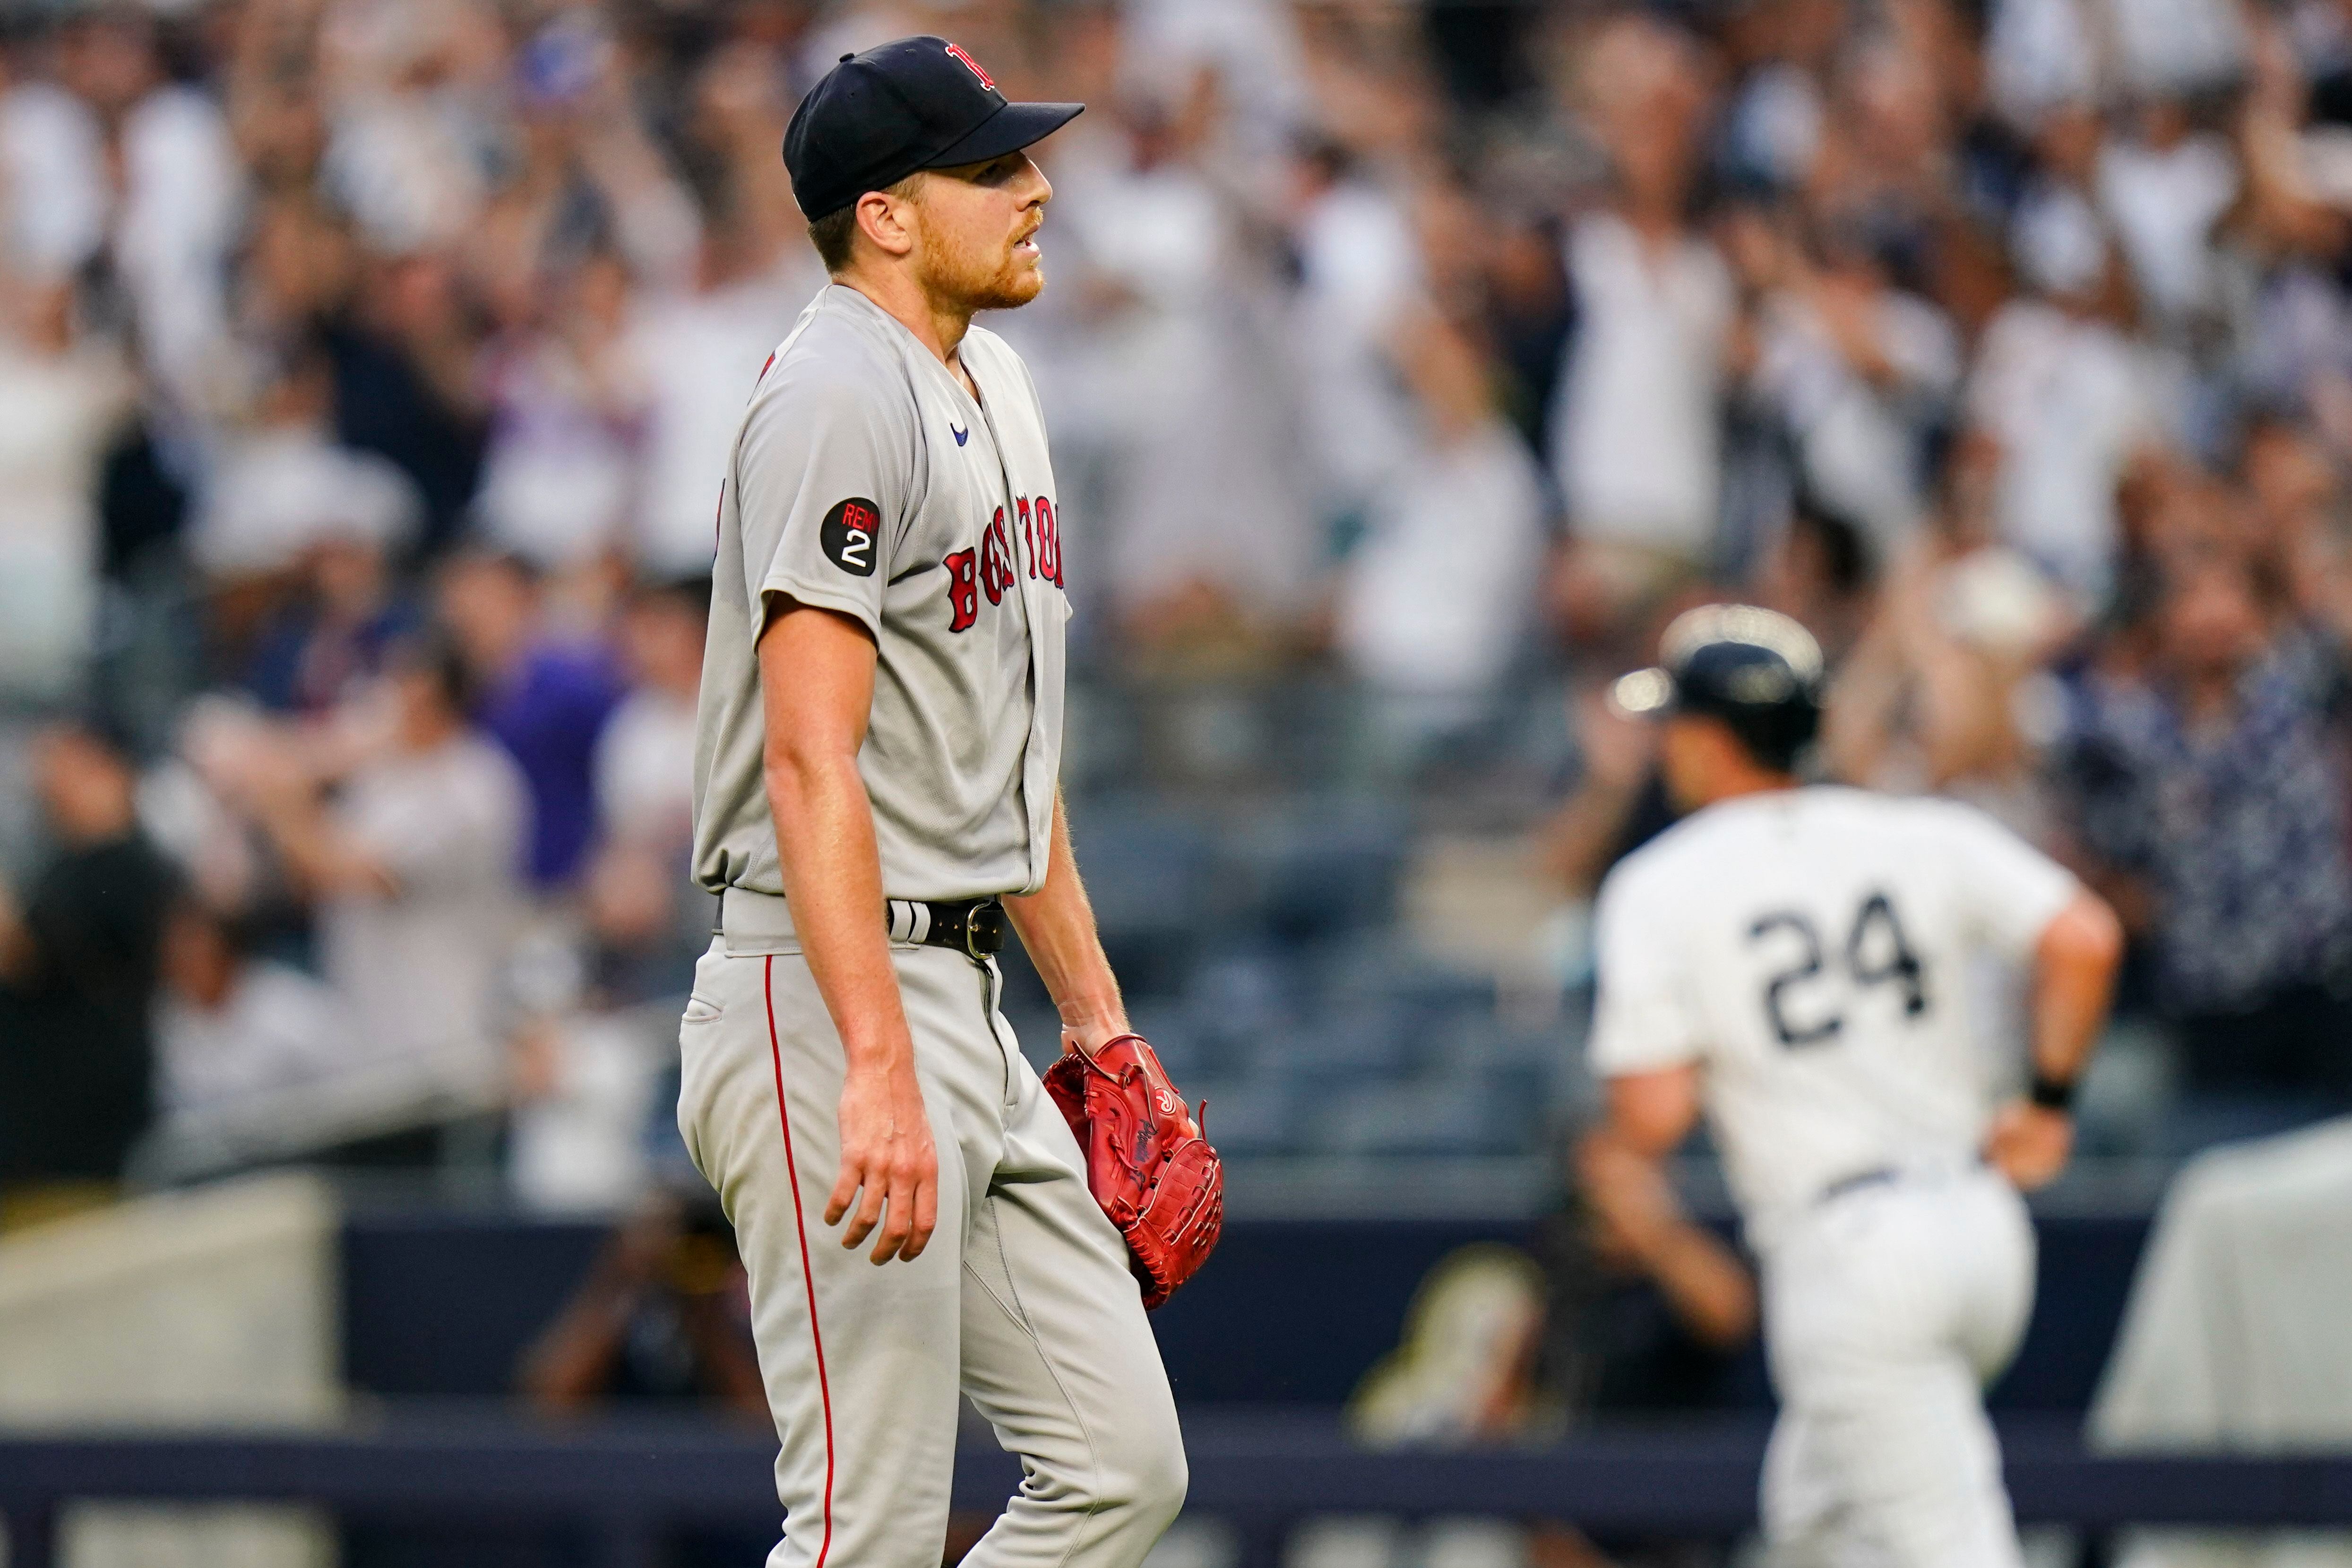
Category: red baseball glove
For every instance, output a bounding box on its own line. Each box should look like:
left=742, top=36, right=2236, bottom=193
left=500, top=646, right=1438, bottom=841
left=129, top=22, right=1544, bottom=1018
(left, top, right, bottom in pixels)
left=1042, top=1034, right=1224, bottom=1309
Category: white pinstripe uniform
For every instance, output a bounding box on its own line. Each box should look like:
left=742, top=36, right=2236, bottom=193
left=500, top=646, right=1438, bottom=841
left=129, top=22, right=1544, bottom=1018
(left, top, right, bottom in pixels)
left=679, top=283, right=1185, bottom=1568
left=1590, top=786, right=2081, bottom=1568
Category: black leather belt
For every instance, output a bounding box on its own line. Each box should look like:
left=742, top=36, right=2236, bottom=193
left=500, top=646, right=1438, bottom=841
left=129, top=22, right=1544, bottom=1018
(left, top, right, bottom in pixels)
left=897, top=896, right=1006, bottom=960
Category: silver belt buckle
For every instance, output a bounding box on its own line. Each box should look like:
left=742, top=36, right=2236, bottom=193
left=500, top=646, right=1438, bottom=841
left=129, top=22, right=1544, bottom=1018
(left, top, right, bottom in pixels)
left=965, top=899, right=1002, bottom=961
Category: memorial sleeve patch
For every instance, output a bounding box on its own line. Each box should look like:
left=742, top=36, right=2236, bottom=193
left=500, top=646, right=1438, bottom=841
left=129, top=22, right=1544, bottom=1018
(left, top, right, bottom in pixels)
left=820, top=498, right=882, bottom=577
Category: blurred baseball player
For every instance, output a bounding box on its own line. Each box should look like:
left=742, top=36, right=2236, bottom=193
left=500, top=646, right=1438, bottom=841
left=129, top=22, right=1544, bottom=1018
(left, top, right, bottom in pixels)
left=677, top=38, right=1185, bottom=1568
left=1588, top=605, right=2123, bottom=1568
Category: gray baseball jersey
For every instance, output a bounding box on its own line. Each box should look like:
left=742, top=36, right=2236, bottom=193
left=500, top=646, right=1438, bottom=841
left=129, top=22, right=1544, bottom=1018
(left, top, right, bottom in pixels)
left=692, top=282, right=1069, bottom=904
left=680, top=281, right=1184, bottom=1568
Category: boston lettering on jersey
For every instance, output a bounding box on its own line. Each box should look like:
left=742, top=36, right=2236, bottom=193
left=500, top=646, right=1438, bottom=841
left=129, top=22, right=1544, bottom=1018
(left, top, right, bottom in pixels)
left=943, top=494, right=1062, bottom=633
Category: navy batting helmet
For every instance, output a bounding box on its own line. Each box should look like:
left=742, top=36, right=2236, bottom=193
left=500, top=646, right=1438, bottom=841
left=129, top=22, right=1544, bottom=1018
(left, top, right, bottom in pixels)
left=1610, top=604, right=1825, bottom=772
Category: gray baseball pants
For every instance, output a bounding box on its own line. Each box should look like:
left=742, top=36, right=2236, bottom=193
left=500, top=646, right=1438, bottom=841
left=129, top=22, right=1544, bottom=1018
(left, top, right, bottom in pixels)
left=677, top=905, right=1186, bottom=1568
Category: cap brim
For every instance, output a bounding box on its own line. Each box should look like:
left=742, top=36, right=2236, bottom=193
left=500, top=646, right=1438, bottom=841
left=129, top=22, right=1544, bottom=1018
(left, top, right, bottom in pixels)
left=925, top=101, right=1084, bottom=169
left=1609, top=667, right=1679, bottom=718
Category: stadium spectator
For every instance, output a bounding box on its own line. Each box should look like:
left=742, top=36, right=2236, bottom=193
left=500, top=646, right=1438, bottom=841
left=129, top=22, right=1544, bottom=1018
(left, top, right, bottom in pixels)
left=470, top=246, right=644, bottom=571
left=188, top=339, right=422, bottom=663
left=1822, top=431, right=2075, bottom=831
left=585, top=576, right=710, bottom=1000
left=326, top=250, right=492, bottom=555
left=1966, top=200, right=2158, bottom=605
left=151, top=896, right=360, bottom=1159
left=1290, top=138, right=1426, bottom=554
left=507, top=999, right=667, bottom=1216
left=620, top=194, right=821, bottom=580
left=0, top=719, right=177, bottom=1227
left=437, top=549, right=623, bottom=890
left=517, top=1186, right=764, bottom=1419
left=240, top=506, right=423, bottom=717
left=46, top=6, right=242, bottom=412
left=199, top=634, right=527, bottom=1131
left=0, top=273, right=132, bottom=705
left=1546, top=15, right=1734, bottom=649
left=1723, top=202, right=1962, bottom=554
left=1750, top=495, right=1881, bottom=663
left=1333, top=310, right=1548, bottom=762
left=4, top=0, right=2352, bottom=1189
left=1048, top=95, right=1316, bottom=655
left=593, top=578, right=703, bottom=859
left=465, top=11, right=702, bottom=324
left=2096, top=99, right=2238, bottom=341
left=2052, top=547, right=2352, bottom=1110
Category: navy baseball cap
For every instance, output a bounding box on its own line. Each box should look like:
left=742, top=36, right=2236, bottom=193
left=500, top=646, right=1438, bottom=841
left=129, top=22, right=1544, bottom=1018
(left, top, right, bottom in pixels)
left=784, top=36, right=1083, bottom=220
left=1610, top=604, right=1825, bottom=769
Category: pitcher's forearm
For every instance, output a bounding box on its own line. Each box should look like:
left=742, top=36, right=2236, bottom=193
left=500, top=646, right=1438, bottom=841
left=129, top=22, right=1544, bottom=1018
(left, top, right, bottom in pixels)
left=1004, top=793, right=1126, bottom=1036
left=766, top=747, right=913, bottom=1070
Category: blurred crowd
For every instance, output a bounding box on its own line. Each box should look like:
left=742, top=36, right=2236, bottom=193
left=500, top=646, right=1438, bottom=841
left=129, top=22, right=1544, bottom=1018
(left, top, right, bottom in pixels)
left=4, top=0, right=2352, bottom=1223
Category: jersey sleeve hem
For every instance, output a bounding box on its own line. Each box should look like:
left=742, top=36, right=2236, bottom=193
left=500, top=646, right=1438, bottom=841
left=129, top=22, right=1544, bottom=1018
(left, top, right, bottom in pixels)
left=1586, top=1034, right=1705, bottom=1078
left=1587, top=853, right=1710, bottom=1080
left=757, top=574, right=883, bottom=641
left=2004, top=864, right=2082, bottom=953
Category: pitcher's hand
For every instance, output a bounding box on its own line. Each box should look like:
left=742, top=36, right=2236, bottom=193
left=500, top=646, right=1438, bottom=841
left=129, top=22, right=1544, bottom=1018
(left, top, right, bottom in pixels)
left=827, top=1060, right=938, bottom=1263
left=1057, top=998, right=1131, bottom=1060
left=1983, top=1100, right=2073, bottom=1190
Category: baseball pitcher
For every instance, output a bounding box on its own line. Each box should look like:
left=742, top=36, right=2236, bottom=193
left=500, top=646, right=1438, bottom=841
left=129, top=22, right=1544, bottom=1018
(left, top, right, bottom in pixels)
left=1588, top=605, right=2124, bottom=1568
left=679, top=38, right=1215, bottom=1568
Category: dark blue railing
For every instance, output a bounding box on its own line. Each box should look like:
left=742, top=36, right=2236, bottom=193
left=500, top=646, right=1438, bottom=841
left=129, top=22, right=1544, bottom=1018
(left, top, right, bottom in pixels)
left=3, top=1413, right=2348, bottom=1568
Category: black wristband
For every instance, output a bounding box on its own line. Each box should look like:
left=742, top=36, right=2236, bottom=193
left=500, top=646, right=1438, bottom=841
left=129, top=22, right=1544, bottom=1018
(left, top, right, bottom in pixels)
left=2028, top=1072, right=2078, bottom=1112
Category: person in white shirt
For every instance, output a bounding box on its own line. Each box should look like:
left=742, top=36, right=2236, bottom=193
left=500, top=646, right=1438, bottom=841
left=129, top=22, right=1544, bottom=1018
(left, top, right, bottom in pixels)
left=623, top=234, right=820, bottom=582
left=0, top=275, right=131, bottom=702
left=1546, top=17, right=1735, bottom=644
left=151, top=899, right=362, bottom=1163
left=1970, top=186, right=2160, bottom=604
left=1334, top=313, right=1546, bottom=758
left=207, top=636, right=527, bottom=1124
left=1588, top=604, right=2123, bottom=1568
left=189, top=345, right=421, bottom=581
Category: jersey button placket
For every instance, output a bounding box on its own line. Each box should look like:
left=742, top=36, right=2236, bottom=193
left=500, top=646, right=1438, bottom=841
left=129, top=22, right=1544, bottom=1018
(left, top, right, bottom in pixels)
left=968, top=376, right=1056, bottom=886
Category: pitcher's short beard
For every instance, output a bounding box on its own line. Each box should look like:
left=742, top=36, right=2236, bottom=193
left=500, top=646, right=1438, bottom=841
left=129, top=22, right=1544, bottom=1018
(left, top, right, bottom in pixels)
left=971, top=265, right=1044, bottom=310
left=923, top=240, right=1045, bottom=312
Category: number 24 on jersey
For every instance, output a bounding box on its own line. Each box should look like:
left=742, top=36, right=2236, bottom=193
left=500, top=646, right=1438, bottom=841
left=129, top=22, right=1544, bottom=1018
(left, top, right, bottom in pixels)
left=1747, top=891, right=1931, bottom=1048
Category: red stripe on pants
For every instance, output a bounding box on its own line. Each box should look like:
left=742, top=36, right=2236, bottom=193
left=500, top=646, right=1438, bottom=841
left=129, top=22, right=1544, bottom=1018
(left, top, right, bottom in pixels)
left=766, top=955, right=835, bottom=1568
